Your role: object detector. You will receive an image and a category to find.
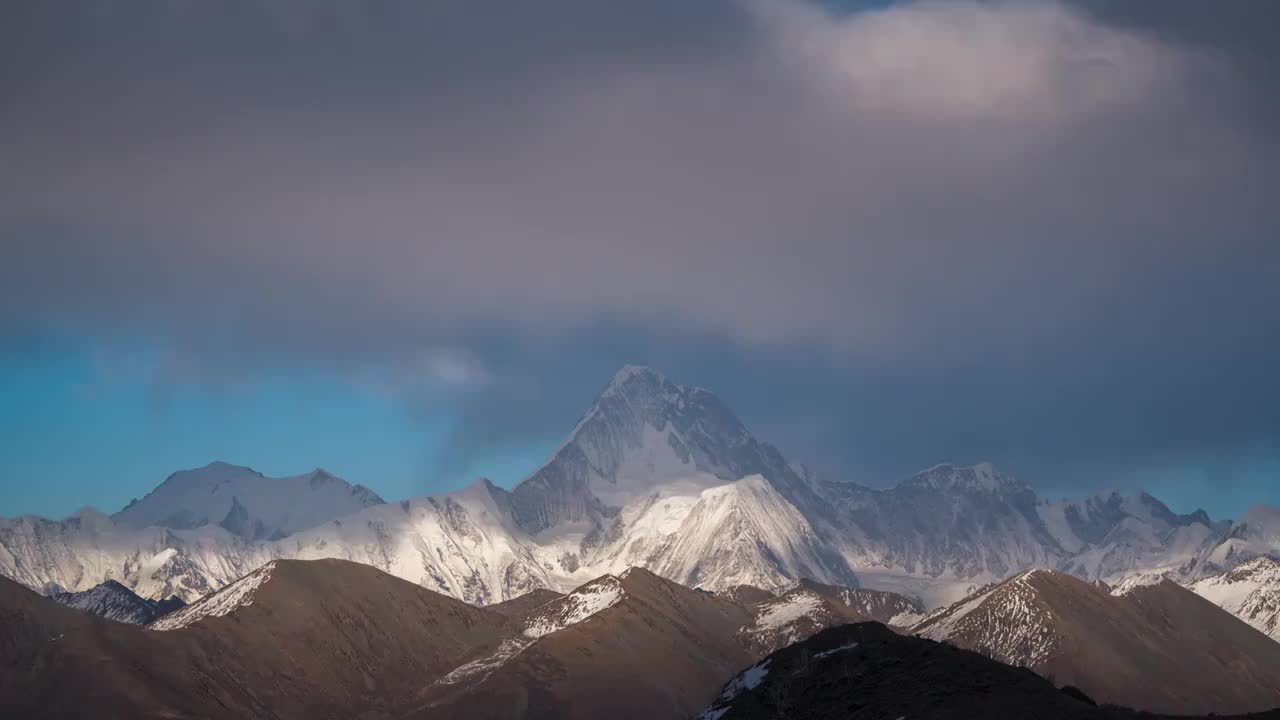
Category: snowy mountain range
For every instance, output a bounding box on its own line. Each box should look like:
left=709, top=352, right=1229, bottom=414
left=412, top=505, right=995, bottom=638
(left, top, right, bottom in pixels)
left=113, top=462, right=386, bottom=541
left=1, top=365, right=1276, bottom=624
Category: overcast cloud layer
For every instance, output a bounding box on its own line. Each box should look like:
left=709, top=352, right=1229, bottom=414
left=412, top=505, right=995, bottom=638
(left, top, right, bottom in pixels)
left=2, top=0, right=1277, bottom=507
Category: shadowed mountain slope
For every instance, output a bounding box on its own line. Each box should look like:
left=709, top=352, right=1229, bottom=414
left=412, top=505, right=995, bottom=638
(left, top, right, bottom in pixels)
left=0, top=560, right=510, bottom=719
left=485, top=588, right=566, bottom=620
left=408, top=568, right=754, bottom=720
left=698, top=623, right=1280, bottom=720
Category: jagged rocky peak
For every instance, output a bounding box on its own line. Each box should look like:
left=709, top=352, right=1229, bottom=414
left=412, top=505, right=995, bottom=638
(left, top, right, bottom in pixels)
left=509, top=365, right=801, bottom=533
left=584, top=365, right=792, bottom=486
left=589, top=365, right=737, bottom=444
left=47, top=578, right=185, bottom=625
left=307, top=468, right=337, bottom=487
left=604, top=363, right=667, bottom=392
left=1123, top=490, right=1216, bottom=529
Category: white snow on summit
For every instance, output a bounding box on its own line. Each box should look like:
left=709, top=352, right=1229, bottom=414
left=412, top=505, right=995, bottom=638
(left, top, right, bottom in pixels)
left=113, top=462, right=384, bottom=541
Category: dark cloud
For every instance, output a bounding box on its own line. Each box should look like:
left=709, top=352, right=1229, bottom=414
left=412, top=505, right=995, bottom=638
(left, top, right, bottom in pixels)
left=1, top=0, right=1277, bottom=510
left=1068, top=0, right=1280, bottom=65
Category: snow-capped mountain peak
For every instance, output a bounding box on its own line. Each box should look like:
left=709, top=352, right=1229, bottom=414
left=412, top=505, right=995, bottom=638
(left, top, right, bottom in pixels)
left=649, top=475, right=859, bottom=592
left=603, top=364, right=667, bottom=392
left=112, top=462, right=385, bottom=541
left=507, top=365, right=805, bottom=536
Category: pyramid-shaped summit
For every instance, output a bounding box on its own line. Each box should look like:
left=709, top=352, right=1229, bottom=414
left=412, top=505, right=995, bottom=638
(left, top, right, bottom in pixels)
left=507, top=365, right=805, bottom=534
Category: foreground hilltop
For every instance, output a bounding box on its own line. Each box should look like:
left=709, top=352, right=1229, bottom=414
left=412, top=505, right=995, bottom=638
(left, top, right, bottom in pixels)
left=3, top=558, right=863, bottom=719
left=911, top=568, right=1280, bottom=715
left=0, top=559, right=509, bottom=718
left=4, top=558, right=1278, bottom=720
left=698, top=623, right=1280, bottom=720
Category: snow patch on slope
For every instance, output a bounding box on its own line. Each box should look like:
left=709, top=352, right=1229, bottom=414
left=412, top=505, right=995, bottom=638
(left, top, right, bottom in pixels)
left=888, top=610, right=925, bottom=627
left=813, top=641, right=859, bottom=659
left=151, top=562, right=275, bottom=631
left=737, top=588, right=836, bottom=652
left=1110, top=572, right=1169, bottom=596
left=436, top=638, right=535, bottom=687
left=699, top=659, right=772, bottom=720
left=753, top=591, right=823, bottom=632
left=522, top=575, right=625, bottom=638
left=914, top=570, right=1060, bottom=668
left=915, top=583, right=1001, bottom=641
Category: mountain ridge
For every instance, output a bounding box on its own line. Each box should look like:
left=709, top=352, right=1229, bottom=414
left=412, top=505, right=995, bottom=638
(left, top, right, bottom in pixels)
left=909, top=567, right=1280, bottom=714
left=112, top=461, right=385, bottom=541
left=0, top=366, right=1273, bottom=617
left=5, top=553, right=1278, bottom=719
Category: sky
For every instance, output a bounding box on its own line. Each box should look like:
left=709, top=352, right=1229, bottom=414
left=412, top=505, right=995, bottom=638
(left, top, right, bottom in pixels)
left=1, top=0, right=1277, bottom=520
